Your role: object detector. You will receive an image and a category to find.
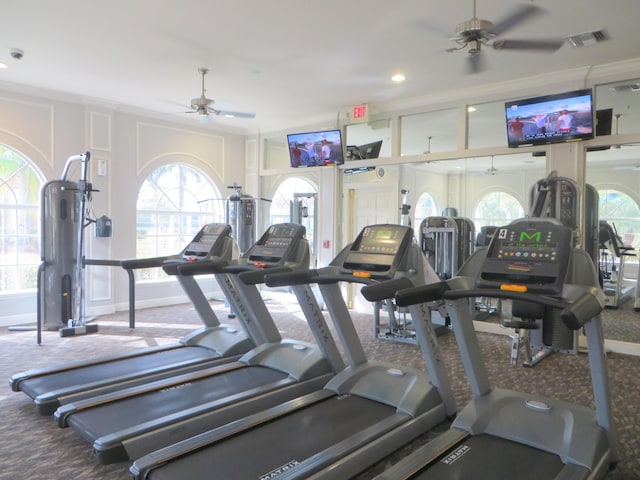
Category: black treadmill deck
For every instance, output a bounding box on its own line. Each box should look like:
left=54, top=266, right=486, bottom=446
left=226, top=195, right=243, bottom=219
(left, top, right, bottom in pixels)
left=18, top=345, right=219, bottom=400
left=67, top=365, right=287, bottom=441
left=414, top=433, right=567, bottom=479
left=147, top=395, right=397, bottom=480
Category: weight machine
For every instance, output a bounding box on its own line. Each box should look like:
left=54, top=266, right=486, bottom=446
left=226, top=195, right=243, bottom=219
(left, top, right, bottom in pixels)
left=38, top=152, right=103, bottom=342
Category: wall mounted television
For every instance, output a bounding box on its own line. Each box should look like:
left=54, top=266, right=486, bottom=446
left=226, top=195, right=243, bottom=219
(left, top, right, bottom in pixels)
left=505, top=88, right=594, bottom=148
left=346, top=140, right=383, bottom=160
left=287, top=129, right=344, bottom=167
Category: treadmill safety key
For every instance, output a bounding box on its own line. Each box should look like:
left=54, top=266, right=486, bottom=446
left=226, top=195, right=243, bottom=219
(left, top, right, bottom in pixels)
left=353, top=271, right=372, bottom=278
left=500, top=284, right=528, bottom=293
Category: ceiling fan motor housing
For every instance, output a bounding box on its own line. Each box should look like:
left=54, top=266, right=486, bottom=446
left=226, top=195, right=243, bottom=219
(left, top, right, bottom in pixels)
left=455, top=18, right=495, bottom=42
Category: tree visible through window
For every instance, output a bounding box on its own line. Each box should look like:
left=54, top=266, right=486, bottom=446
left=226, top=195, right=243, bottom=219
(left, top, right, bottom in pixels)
left=136, top=164, right=224, bottom=280
left=473, top=191, right=524, bottom=232
left=599, top=189, right=640, bottom=251
left=0, top=144, right=44, bottom=291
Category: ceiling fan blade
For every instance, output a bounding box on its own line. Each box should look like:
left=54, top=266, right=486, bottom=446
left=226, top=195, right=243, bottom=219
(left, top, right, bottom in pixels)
left=465, top=53, right=485, bottom=74
left=493, top=38, right=564, bottom=51
left=490, top=4, right=545, bottom=36
left=212, top=108, right=256, bottom=119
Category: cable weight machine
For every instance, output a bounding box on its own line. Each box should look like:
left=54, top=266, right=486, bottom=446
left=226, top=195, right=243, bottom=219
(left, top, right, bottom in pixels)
left=38, top=152, right=101, bottom=342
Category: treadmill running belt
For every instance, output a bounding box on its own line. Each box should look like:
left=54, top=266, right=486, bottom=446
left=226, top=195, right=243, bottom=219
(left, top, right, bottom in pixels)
left=68, top=366, right=287, bottom=441
left=148, top=395, right=396, bottom=480
left=414, top=433, right=566, bottom=479
left=18, top=346, right=219, bottom=399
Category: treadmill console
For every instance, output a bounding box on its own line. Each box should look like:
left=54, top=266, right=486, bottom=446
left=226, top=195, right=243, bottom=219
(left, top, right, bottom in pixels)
left=182, top=223, right=233, bottom=260
left=341, top=224, right=413, bottom=279
left=246, top=223, right=306, bottom=266
left=476, top=220, right=573, bottom=295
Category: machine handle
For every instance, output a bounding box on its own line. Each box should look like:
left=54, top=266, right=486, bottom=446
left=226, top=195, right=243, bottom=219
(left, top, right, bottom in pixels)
left=395, top=281, right=451, bottom=306
left=264, top=269, right=320, bottom=287
left=560, top=292, right=602, bottom=330
left=441, top=288, right=568, bottom=310
left=176, top=259, right=229, bottom=276
left=360, top=277, right=414, bottom=302
left=315, top=274, right=375, bottom=285
left=238, top=266, right=293, bottom=285
left=120, top=256, right=171, bottom=270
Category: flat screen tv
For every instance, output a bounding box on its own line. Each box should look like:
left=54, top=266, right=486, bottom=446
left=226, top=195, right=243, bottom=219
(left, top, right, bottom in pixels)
left=505, top=88, right=594, bottom=148
left=346, top=140, right=383, bottom=160
left=287, top=129, right=344, bottom=167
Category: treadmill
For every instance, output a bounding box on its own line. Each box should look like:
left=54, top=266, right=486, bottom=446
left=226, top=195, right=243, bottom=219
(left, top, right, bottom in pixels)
left=372, top=218, right=618, bottom=480
left=54, top=223, right=344, bottom=465
left=129, top=224, right=457, bottom=480
left=9, top=223, right=255, bottom=415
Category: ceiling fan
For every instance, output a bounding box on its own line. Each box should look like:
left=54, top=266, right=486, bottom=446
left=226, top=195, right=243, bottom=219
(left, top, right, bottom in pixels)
left=473, top=156, right=500, bottom=175
left=187, top=68, right=256, bottom=119
left=446, top=0, right=564, bottom=74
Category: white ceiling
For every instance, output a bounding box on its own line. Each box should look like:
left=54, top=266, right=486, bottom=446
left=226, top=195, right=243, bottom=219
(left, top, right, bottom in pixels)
left=1, top=0, right=639, bottom=134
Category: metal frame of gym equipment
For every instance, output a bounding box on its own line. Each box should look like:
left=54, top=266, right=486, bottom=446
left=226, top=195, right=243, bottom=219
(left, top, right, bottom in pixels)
left=473, top=225, right=502, bottom=319
left=371, top=219, right=618, bottom=480
left=598, top=220, right=636, bottom=308
left=504, top=174, right=599, bottom=367
left=372, top=188, right=418, bottom=344
left=420, top=214, right=474, bottom=332
left=37, top=152, right=99, bottom=342
left=129, top=224, right=456, bottom=480
left=376, top=211, right=476, bottom=344
left=10, top=224, right=260, bottom=415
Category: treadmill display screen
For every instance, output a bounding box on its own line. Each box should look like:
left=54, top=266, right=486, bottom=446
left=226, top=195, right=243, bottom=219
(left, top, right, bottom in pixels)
left=248, top=223, right=306, bottom=265
left=358, top=227, right=403, bottom=254
left=494, top=227, right=559, bottom=262
left=477, top=221, right=573, bottom=294
left=342, top=224, right=413, bottom=278
left=183, top=224, right=231, bottom=257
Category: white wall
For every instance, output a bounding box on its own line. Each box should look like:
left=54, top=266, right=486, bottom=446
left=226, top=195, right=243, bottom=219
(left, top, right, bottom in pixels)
left=0, top=88, right=245, bottom=326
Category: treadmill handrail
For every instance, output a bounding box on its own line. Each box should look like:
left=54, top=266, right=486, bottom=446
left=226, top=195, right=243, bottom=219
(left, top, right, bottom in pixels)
left=121, top=255, right=180, bottom=270
left=264, top=268, right=380, bottom=288
left=175, top=258, right=231, bottom=275
left=238, top=266, right=293, bottom=286
left=360, top=277, right=414, bottom=303
left=396, top=282, right=601, bottom=331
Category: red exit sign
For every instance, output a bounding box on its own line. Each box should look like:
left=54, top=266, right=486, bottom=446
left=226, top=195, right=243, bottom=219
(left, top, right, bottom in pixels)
left=352, top=104, right=369, bottom=121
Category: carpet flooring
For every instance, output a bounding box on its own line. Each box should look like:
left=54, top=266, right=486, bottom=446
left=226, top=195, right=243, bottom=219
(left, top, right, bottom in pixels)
left=1, top=295, right=639, bottom=479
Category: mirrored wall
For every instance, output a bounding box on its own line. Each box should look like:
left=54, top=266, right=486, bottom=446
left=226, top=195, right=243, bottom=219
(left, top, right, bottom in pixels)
left=341, top=77, right=640, bottom=347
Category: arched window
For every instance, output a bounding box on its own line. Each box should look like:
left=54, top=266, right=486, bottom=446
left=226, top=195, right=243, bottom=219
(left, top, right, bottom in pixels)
left=473, top=191, right=524, bottom=231
left=413, top=192, right=439, bottom=228
left=136, top=164, right=224, bottom=280
left=0, top=145, right=44, bottom=291
left=599, top=188, right=640, bottom=250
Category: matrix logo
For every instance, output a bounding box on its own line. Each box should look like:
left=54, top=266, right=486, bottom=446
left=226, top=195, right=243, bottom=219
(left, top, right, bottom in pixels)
left=260, top=460, right=300, bottom=479
left=441, top=444, right=470, bottom=465
left=519, top=231, right=541, bottom=242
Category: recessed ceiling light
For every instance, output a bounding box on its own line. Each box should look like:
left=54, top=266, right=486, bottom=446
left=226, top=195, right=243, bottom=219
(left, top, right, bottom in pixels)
left=467, top=106, right=477, bottom=112
left=0, top=63, right=8, bottom=69
left=391, top=73, right=406, bottom=83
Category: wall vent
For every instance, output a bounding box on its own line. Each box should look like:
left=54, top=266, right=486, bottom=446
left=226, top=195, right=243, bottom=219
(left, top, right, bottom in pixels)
left=609, top=83, right=640, bottom=93
left=567, top=29, right=610, bottom=48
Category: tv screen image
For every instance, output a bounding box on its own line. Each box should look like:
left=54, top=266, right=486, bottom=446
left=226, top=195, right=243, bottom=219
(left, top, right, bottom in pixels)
left=505, top=89, right=594, bottom=148
left=287, top=129, right=344, bottom=167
